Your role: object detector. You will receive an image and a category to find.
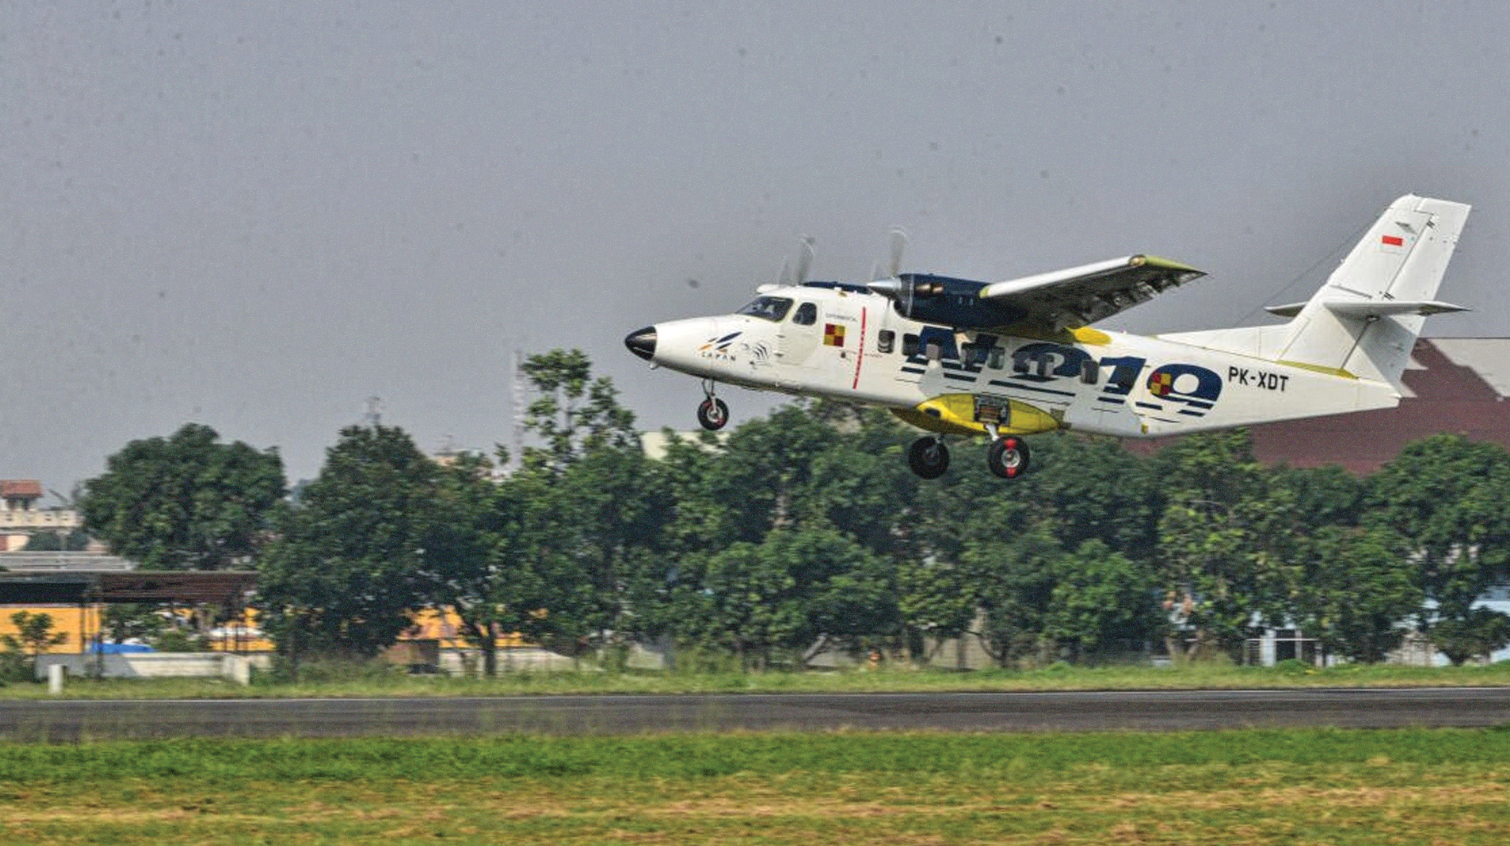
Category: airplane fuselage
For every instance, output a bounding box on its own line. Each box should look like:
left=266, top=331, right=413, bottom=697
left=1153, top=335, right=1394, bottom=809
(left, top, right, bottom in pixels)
left=645, top=281, right=1399, bottom=441
left=626, top=195, right=1467, bottom=478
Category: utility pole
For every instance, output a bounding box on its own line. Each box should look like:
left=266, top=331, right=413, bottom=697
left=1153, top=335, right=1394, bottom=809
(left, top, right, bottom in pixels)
left=511, top=349, right=526, bottom=473
left=363, top=396, right=382, bottom=428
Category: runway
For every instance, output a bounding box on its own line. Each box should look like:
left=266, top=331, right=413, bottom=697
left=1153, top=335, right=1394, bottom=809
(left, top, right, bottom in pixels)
left=3, top=687, right=1508, bottom=742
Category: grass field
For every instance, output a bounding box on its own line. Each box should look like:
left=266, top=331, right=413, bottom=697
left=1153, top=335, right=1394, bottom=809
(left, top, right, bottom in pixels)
left=2, top=728, right=1508, bottom=844
left=4, top=658, right=1510, bottom=700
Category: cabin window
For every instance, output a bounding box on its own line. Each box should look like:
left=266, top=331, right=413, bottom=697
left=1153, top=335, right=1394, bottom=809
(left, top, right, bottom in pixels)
left=962, top=342, right=989, bottom=366
left=736, top=296, right=792, bottom=322
left=902, top=333, right=920, bottom=357
left=792, top=302, right=818, bottom=326
left=877, top=329, right=895, bottom=354
left=1080, top=359, right=1099, bottom=385
left=987, top=347, right=1006, bottom=369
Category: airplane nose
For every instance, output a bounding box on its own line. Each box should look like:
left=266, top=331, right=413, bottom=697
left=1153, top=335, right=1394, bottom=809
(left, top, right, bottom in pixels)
left=624, top=326, right=657, bottom=361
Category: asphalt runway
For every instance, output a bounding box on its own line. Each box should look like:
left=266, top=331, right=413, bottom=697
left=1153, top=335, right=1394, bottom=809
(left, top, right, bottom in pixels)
left=3, top=687, right=1509, bottom=742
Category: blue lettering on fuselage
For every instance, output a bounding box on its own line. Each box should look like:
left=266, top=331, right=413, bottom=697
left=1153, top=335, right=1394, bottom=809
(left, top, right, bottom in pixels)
left=896, top=334, right=1222, bottom=419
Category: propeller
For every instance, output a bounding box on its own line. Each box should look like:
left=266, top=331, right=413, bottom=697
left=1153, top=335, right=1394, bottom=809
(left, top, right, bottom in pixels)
left=886, top=226, right=908, bottom=279
left=794, top=235, right=815, bottom=285
left=775, top=236, right=817, bottom=288
left=867, top=226, right=939, bottom=317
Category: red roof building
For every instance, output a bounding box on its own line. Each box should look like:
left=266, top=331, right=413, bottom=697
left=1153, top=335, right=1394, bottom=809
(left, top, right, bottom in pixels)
left=1, top=480, right=43, bottom=511
left=1146, top=339, right=1510, bottom=475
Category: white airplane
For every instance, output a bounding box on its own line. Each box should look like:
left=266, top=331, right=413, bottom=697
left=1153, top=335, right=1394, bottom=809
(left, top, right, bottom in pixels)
left=625, top=195, right=1471, bottom=479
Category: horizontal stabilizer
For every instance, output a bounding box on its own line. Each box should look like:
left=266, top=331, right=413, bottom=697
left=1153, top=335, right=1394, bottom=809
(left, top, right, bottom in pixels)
left=1265, top=302, right=1307, bottom=318
left=1323, top=299, right=1469, bottom=318
left=1269, top=299, right=1467, bottom=319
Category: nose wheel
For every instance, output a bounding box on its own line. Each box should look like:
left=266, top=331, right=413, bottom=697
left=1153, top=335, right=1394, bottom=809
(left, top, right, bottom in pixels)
left=907, top=436, right=950, bottom=479
left=696, top=397, right=729, bottom=430
left=696, top=380, right=730, bottom=431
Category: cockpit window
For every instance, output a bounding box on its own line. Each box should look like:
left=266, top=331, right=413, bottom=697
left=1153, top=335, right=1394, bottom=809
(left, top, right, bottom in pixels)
left=737, top=296, right=793, bottom=322
left=792, top=302, right=818, bottom=326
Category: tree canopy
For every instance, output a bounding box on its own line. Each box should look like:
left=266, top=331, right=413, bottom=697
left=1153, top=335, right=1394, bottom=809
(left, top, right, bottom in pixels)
left=256, top=425, right=439, bottom=660
left=81, top=423, right=286, bottom=570
left=84, top=352, right=1510, bottom=672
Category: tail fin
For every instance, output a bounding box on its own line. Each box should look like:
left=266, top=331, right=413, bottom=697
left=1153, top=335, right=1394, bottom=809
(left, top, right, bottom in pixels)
left=1275, top=194, right=1470, bottom=386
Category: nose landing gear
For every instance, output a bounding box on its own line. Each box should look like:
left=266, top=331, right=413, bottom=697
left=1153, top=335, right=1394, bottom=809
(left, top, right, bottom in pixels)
left=696, top=380, right=730, bottom=431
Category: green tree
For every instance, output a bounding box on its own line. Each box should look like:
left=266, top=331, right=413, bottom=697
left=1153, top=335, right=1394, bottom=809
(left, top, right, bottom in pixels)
left=422, top=450, right=629, bottom=675
left=666, top=526, right=889, bottom=669
left=512, top=350, right=669, bottom=660
left=677, top=402, right=843, bottom=546
left=100, top=604, right=168, bottom=645
left=1154, top=431, right=1302, bottom=661
left=1365, top=435, right=1510, bottom=665
left=1293, top=525, right=1422, bottom=664
left=257, top=425, right=438, bottom=664
left=1027, top=435, right=1166, bottom=565
left=519, top=348, right=638, bottom=473
left=896, top=558, right=977, bottom=665
left=966, top=523, right=1065, bottom=667
left=81, top=423, right=286, bottom=570
left=2, top=611, right=68, bottom=679
left=421, top=451, right=515, bottom=676
left=22, top=528, right=91, bottom=552
left=1045, top=540, right=1158, bottom=663
left=1433, top=608, right=1510, bottom=666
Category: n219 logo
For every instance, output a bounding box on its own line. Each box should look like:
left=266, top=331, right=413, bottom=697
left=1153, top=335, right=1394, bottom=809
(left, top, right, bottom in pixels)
left=1009, top=343, right=1222, bottom=419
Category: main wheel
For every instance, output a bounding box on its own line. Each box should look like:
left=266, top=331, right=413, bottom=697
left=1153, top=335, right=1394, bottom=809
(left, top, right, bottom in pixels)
left=986, top=436, right=1031, bottom=479
left=907, top=437, right=950, bottom=479
left=697, top=397, right=730, bottom=431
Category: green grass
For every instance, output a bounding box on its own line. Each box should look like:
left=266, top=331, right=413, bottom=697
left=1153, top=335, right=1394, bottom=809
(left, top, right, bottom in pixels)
left=3, top=729, right=1509, bottom=844
left=3, top=658, right=1509, bottom=700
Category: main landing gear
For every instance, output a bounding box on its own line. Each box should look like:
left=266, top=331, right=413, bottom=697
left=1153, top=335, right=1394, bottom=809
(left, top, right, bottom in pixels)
left=906, top=434, right=1033, bottom=479
left=907, top=437, right=950, bottom=479
left=696, top=379, right=729, bottom=431
left=986, top=436, right=1031, bottom=480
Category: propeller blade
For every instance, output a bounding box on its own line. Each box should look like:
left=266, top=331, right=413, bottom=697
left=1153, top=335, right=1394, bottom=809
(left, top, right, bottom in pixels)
left=887, top=227, right=908, bottom=278
left=795, top=236, right=815, bottom=285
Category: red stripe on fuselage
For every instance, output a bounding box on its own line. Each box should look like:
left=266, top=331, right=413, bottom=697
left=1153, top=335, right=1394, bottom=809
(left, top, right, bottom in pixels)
left=852, top=307, right=867, bottom=389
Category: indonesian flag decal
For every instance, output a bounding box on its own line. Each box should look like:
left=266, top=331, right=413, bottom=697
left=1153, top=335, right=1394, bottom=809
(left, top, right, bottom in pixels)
left=1381, top=234, right=1405, bottom=247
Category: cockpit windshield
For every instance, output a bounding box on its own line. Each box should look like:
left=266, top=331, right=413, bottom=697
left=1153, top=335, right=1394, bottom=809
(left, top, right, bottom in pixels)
left=737, top=296, right=793, bottom=322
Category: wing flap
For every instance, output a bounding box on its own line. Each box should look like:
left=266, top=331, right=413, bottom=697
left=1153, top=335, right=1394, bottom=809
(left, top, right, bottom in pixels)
left=977, top=254, right=1205, bottom=331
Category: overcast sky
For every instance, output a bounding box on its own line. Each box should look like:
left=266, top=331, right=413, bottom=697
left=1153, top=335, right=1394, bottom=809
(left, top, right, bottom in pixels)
left=5, top=1, right=1509, bottom=496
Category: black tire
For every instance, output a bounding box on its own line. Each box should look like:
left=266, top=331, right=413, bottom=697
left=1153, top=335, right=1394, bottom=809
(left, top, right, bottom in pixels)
left=987, top=436, right=1031, bottom=479
left=907, top=437, right=950, bottom=479
left=697, top=397, right=730, bottom=431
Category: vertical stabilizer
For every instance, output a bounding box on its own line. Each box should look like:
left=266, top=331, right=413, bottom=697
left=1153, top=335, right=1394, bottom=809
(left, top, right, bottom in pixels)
left=1275, top=195, right=1470, bottom=386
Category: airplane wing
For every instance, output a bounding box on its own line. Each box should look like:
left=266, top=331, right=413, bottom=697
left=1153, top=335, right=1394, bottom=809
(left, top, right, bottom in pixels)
left=977, top=255, right=1205, bottom=332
